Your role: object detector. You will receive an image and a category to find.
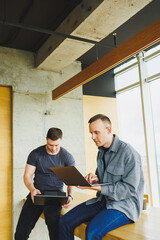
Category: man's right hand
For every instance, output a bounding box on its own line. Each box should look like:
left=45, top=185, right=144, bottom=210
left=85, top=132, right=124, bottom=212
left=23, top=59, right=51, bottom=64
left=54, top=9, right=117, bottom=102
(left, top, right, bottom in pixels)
left=31, top=189, right=41, bottom=203
left=85, top=173, right=98, bottom=184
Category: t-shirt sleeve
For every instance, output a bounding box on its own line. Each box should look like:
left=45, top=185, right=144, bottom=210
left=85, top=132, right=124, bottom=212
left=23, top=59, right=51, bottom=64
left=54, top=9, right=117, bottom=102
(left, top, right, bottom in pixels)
left=65, top=152, right=75, bottom=166
left=27, top=150, right=37, bottom=167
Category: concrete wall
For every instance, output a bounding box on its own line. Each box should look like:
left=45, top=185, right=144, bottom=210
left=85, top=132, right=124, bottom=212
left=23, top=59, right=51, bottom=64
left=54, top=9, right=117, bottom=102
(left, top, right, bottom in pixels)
left=0, top=46, right=85, bottom=239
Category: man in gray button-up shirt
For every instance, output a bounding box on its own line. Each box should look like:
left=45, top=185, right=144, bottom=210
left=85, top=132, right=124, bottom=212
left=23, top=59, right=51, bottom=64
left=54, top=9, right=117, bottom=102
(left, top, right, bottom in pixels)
left=59, top=114, right=144, bottom=240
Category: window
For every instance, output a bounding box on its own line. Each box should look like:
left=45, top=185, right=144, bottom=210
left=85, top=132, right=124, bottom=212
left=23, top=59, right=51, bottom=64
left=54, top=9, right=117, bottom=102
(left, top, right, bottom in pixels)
left=149, top=78, right=160, bottom=193
left=115, top=65, right=139, bottom=91
left=146, top=54, right=160, bottom=77
left=117, top=88, right=149, bottom=194
left=114, top=43, right=160, bottom=206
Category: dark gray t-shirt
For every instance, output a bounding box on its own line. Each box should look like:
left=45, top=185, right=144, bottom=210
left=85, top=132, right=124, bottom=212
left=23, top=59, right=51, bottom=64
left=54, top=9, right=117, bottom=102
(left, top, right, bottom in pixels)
left=27, top=145, right=75, bottom=192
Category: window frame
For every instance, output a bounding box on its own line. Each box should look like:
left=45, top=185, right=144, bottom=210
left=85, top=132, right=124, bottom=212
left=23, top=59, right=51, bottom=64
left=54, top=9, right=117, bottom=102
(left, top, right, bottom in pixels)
left=114, top=46, right=160, bottom=207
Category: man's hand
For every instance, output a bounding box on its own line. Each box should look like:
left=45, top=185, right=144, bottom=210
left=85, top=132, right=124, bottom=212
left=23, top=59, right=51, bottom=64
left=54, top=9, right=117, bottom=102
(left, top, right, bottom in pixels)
left=77, top=185, right=101, bottom=192
left=85, top=173, right=98, bottom=184
left=62, top=195, right=73, bottom=209
left=31, top=189, right=41, bottom=203
left=77, top=172, right=101, bottom=192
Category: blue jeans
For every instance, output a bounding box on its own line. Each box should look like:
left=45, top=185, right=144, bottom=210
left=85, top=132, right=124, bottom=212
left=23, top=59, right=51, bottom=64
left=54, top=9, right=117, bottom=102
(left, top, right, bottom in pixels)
left=59, top=198, right=131, bottom=240
left=15, top=193, right=61, bottom=240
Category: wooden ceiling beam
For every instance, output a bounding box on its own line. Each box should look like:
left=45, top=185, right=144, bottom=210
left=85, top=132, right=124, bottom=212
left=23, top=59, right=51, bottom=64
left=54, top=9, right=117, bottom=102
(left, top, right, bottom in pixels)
left=52, top=19, right=160, bottom=100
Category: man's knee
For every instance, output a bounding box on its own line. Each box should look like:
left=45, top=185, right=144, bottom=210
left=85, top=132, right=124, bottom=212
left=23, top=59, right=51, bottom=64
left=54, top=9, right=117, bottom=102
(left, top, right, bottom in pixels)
left=59, top=216, right=66, bottom=227
left=59, top=215, right=71, bottom=230
left=59, top=216, right=63, bottom=225
left=86, top=223, right=101, bottom=240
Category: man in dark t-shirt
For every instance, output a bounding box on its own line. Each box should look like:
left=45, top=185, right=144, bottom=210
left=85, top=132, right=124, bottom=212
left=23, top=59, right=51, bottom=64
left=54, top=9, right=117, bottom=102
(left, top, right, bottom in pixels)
left=15, top=128, right=75, bottom=240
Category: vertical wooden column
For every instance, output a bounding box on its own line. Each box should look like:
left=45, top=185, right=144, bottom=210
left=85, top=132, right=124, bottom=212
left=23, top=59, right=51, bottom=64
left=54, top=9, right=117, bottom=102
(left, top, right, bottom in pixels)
left=0, top=86, right=12, bottom=239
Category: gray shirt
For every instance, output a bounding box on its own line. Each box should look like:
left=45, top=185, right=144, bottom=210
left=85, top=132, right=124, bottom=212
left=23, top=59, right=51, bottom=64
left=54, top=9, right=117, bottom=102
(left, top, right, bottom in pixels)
left=87, top=135, right=144, bottom=222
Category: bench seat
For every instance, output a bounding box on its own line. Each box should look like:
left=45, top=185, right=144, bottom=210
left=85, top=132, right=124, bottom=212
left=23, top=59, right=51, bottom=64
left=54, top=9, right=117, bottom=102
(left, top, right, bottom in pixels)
left=61, top=192, right=159, bottom=240
left=26, top=192, right=159, bottom=240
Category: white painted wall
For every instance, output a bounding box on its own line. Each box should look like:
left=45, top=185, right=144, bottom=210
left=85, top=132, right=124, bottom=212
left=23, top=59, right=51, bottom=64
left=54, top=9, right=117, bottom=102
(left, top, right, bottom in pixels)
left=0, top=46, right=85, bottom=240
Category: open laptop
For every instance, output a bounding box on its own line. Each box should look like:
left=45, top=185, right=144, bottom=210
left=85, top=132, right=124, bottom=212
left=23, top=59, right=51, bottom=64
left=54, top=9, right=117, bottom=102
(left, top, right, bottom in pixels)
left=51, top=166, right=110, bottom=187
left=34, top=191, right=68, bottom=206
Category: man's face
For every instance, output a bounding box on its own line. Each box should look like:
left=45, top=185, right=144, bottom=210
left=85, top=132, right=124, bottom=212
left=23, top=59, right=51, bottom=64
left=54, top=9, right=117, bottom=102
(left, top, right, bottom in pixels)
left=46, top=138, right=62, bottom=155
left=89, top=119, right=110, bottom=147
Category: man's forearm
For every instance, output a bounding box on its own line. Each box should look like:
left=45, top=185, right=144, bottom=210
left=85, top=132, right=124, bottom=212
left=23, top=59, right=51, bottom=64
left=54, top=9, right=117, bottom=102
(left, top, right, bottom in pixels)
left=23, top=176, right=35, bottom=193
left=67, top=186, right=75, bottom=198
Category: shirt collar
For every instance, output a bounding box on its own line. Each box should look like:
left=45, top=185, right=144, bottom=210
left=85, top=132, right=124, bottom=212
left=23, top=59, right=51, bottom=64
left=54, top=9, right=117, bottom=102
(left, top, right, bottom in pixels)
left=98, top=134, right=120, bottom=153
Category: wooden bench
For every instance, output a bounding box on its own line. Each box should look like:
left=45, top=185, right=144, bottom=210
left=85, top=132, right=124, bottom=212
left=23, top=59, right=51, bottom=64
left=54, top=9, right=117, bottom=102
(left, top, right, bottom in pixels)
left=35, top=192, right=160, bottom=239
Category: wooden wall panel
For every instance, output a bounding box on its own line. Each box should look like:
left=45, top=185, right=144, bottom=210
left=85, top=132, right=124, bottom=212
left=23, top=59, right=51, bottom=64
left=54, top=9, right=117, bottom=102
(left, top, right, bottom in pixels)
left=83, top=95, right=119, bottom=174
left=0, top=87, right=12, bottom=240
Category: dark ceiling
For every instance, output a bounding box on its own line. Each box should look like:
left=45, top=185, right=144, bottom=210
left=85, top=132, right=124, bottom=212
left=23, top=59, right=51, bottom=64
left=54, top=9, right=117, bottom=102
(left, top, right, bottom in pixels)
left=0, top=0, right=159, bottom=68
left=0, top=0, right=82, bottom=52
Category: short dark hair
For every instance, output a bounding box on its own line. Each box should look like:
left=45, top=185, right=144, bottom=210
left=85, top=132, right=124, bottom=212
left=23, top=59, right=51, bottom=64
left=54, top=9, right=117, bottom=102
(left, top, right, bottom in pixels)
left=46, top=128, right=63, bottom=140
left=88, top=114, right=112, bottom=127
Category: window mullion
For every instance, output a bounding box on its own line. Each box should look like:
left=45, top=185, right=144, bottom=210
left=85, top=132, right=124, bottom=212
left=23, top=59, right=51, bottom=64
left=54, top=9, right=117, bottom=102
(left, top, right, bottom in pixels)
left=138, top=52, right=160, bottom=207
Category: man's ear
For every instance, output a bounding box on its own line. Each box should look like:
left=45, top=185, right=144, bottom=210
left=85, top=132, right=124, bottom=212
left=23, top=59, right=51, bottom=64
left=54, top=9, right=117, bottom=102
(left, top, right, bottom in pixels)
left=106, top=126, right=112, bottom=134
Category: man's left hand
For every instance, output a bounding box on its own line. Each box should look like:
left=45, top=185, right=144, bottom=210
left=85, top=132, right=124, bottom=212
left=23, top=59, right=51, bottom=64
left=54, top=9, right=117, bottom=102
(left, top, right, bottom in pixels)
left=77, top=185, right=101, bottom=192
left=62, top=195, right=73, bottom=209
